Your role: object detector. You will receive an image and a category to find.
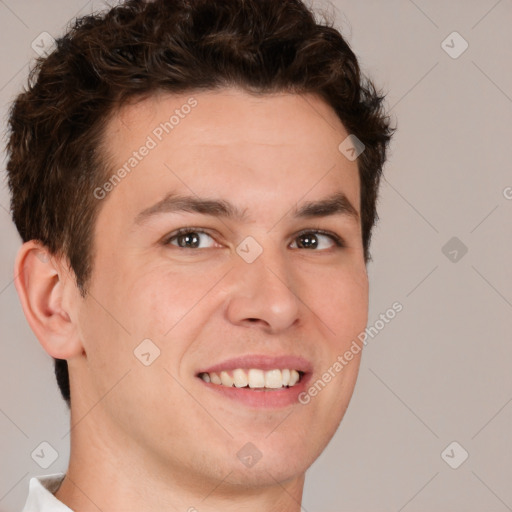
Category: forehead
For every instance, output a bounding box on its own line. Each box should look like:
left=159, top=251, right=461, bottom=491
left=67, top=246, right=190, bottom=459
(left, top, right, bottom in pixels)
left=105, top=88, right=352, bottom=165
left=97, top=88, right=360, bottom=229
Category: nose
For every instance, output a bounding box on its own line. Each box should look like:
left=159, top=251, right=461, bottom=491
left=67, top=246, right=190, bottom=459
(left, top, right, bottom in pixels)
left=225, top=242, right=301, bottom=333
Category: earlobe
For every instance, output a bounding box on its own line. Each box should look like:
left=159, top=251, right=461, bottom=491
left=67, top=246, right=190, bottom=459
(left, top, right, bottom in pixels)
left=14, top=241, right=84, bottom=360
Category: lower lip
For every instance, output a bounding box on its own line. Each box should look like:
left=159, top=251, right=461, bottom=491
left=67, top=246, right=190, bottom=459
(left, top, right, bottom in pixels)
left=198, top=374, right=311, bottom=408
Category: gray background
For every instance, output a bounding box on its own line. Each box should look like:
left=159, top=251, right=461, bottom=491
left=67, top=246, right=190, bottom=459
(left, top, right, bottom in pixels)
left=1, top=1, right=511, bottom=511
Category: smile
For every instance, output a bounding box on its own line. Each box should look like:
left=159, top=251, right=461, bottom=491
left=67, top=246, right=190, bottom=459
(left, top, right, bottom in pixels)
left=196, top=354, right=312, bottom=407
left=198, top=368, right=303, bottom=389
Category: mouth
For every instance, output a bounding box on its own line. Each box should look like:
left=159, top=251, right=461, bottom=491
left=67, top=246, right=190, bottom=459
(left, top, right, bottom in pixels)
left=195, top=355, right=312, bottom=408
left=197, top=368, right=305, bottom=390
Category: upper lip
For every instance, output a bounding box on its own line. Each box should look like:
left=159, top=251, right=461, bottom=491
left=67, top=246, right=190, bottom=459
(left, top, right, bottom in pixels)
left=197, top=354, right=313, bottom=375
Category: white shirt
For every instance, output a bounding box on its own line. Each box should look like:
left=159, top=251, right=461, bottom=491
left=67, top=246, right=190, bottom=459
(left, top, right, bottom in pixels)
left=21, top=473, right=72, bottom=512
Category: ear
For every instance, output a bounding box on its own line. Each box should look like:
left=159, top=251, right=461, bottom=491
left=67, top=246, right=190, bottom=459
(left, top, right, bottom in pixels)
left=14, top=240, right=84, bottom=360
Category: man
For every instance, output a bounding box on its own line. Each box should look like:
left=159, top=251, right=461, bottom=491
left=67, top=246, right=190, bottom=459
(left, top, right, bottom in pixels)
left=6, top=0, right=394, bottom=510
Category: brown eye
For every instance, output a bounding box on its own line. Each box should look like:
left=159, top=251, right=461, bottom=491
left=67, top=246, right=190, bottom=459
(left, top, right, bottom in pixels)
left=291, top=230, right=344, bottom=250
left=166, top=229, right=216, bottom=249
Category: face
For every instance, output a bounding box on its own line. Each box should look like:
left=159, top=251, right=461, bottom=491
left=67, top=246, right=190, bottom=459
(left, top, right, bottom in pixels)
left=70, top=87, right=368, bottom=489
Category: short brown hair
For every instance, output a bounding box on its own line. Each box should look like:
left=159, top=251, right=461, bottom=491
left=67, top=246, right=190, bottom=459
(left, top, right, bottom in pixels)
left=6, top=0, right=395, bottom=409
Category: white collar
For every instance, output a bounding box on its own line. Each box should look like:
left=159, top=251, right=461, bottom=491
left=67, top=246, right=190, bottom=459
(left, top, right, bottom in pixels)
left=21, top=473, right=73, bottom=512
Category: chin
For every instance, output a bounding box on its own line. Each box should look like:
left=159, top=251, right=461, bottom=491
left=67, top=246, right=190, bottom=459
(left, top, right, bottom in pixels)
left=223, top=457, right=310, bottom=489
left=220, top=436, right=321, bottom=488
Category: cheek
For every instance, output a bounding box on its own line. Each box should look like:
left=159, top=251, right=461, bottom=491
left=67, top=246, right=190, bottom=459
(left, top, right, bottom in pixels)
left=311, top=264, right=369, bottom=342
left=125, top=256, right=369, bottom=346
left=123, top=263, right=222, bottom=339
left=75, top=265, right=205, bottom=413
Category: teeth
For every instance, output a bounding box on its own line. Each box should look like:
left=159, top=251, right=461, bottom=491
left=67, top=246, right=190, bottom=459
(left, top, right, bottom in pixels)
left=233, top=368, right=248, bottom=388
left=248, top=369, right=265, bottom=388
left=210, top=372, right=222, bottom=385
left=265, top=369, right=283, bottom=389
left=220, top=371, right=234, bottom=387
left=200, top=368, right=303, bottom=389
left=289, top=369, right=300, bottom=386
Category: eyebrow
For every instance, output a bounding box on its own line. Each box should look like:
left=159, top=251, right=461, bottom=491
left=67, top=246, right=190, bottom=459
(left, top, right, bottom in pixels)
left=134, top=191, right=359, bottom=225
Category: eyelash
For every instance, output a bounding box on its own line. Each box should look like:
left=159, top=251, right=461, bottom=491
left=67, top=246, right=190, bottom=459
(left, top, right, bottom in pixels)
left=164, top=226, right=346, bottom=250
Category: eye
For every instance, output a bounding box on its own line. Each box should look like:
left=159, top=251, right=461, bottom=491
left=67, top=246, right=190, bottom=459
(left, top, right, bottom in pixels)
left=165, top=228, right=218, bottom=249
left=164, top=227, right=345, bottom=251
left=291, top=229, right=345, bottom=250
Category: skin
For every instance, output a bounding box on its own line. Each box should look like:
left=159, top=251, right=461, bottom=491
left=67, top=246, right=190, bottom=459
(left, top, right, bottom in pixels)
left=15, top=87, right=369, bottom=512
